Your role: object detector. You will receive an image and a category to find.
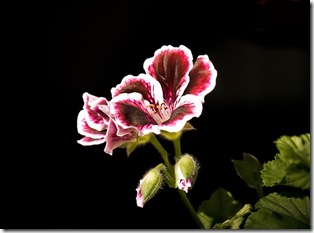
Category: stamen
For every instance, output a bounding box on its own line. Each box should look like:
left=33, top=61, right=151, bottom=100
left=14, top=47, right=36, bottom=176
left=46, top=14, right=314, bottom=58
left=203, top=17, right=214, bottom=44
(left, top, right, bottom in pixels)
left=146, top=104, right=157, bottom=113
left=161, top=103, right=168, bottom=109
left=146, top=102, right=171, bottom=124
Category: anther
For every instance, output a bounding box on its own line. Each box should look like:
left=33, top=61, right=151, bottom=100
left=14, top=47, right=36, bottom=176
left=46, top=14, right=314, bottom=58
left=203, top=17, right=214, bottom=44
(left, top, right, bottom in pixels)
left=147, top=104, right=157, bottom=113
left=156, top=105, right=162, bottom=110
left=147, top=103, right=168, bottom=114
left=161, top=103, right=168, bottom=109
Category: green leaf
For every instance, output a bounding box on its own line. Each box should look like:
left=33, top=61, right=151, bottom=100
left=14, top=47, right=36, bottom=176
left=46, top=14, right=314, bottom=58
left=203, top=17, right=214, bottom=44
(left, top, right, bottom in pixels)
left=261, top=133, right=310, bottom=190
left=261, top=153, right=289, bottom=187
left=197, top=212, right=214, bottom=229
left=213, top=204, right=252, bottom=229
left=197, top=187, right=241, bottom=227
left=284, top=163, right=310, bottom=190
left=244, top=193, right=310, bottom=229
left=275, top=134, right=310, bottom=165
left=232, top=153, right=263, bottom=189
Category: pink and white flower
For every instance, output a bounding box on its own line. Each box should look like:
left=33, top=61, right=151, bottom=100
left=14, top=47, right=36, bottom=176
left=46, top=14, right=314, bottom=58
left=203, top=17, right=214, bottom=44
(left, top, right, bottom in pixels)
left=110, top=45, right=217, bottom=136
left=77, top=92, right=137, bottom=155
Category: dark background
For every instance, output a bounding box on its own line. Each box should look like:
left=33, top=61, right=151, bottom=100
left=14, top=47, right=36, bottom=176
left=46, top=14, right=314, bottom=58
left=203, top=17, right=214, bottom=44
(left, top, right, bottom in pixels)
left=5, top=0, right=310, bottom=229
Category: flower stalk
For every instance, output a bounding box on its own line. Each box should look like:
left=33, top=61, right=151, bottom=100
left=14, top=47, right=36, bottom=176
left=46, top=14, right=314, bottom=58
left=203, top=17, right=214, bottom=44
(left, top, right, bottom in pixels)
left=178, top=190, right=205, bottom=229
left=173, top=136, right=182, bottom=158
left=150, top=133, right=203, bottom=228
left=149, top=134, right=174, bottom=177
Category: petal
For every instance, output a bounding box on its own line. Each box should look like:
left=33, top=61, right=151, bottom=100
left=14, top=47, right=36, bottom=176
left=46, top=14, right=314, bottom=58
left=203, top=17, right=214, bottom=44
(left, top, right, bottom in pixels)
left=178, top=178, right=192, bottom=193
left=111, top=74, right=164, bottom=105
left=84, top=109, right=109, bottom=132
left=77, top=136, right=106, bottom=146
left=104, top=119, right=138, bottom=155
left=143, top=45, right=192, bottom=105
left=184, top=55, right=217, bottom=102
left=90, top=97, right=110, bottom=116
left=82, top=92, right=98, bottom=108
left=158, top=94, right=203, bottom=133
left=77, top=110, right=107, bottom=139
left=82, top=92, right=110, bottom=131
left=136, top=179, right=144, bottom=208
left=110, top=92, right=161, bottom=135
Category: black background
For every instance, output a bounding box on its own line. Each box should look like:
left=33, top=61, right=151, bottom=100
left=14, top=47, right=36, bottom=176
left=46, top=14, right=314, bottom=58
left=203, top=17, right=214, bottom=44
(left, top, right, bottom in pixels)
left=5, top=0, right=310, bottom=229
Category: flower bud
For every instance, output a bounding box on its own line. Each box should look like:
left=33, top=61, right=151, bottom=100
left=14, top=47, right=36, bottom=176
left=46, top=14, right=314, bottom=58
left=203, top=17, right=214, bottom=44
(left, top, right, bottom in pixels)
left=136, top=165, right=164, bottom=208
left=174, top=154, right=198, bottom=193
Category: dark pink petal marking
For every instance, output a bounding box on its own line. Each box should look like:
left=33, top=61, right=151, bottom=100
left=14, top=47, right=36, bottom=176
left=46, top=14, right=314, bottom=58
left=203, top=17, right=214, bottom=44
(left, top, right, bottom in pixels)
left=136, top=179, right=144, bottom=208
left=91, top=97, right=110, bottom=116
left=104, top=119, right=138, bottom=155
left=184, top=55, right=217, bottom=102
left=159, top=94, right=203, bottom=133
left=77, top=111, right=107, bottom=139
left=82, top=92, right=110, bottom=131
left=77, top=110, right=107, bottom=146
left=178, top=178, right=192, bottom=193
left=111, top=74, right=163, bottom=105
left=77, top=136, right=106, bottom=146
left=110, top=92, right=161, bottom=135
left=143, top=45, right=192, bottom=105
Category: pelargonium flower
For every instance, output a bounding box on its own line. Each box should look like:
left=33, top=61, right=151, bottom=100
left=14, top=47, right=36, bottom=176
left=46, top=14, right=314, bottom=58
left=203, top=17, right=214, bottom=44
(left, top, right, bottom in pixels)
left=77, top=92, right=138, bottom=155
left=110, top=45, right=217, bottom=136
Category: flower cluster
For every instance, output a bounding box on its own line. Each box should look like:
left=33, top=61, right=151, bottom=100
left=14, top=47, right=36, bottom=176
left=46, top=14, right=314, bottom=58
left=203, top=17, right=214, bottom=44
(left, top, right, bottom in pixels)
left=77, top=45, right=217, bottom=207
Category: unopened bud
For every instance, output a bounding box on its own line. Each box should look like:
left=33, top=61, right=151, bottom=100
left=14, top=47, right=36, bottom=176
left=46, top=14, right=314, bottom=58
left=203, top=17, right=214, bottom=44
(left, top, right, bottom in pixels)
left=174, top=154, right=198, bottom=193
left=136, top=165, right=164, bottom=208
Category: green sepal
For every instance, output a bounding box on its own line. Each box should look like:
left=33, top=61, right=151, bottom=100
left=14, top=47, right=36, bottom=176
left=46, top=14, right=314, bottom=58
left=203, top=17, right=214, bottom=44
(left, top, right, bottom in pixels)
left=140, top=165, right=164, bottom=203
left=160, top=122, right=195, bottom=140
left=174, top=154, right=198, bottom=188
left=126, top=133, right=151, bottom=156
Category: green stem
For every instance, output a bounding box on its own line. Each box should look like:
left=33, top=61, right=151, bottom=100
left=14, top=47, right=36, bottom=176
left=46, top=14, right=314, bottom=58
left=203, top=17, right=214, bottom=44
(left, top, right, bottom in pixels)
left=255, top=185, right=264, bottom=199
left=149, top=134, right=174, bottom=176
left=150, top=134, right=204, bottom=229
left=173, top=136, right=182, bottom=158
left=178, top=190, right=205, bottom=229
left=173, top=136, right=204, bottom=229
left=160, top=165, right=176, bottom=188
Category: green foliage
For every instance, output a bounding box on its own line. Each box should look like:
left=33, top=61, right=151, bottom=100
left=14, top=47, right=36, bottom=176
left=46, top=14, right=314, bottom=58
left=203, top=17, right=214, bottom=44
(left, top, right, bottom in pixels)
left=241, top=133, right=311, bottom=229
left=232, top=153, right=264, bottom=197
left=198, top=133, right=311, bottom=229
left=213, top=204, right=252, bottom=229
left=262, top=133, right=310, bottom=190
left=197, top=187, right=243, bottom=229
left=244, top=193, right=310, bottom=229
left=197, top=212, right=214, bottom=229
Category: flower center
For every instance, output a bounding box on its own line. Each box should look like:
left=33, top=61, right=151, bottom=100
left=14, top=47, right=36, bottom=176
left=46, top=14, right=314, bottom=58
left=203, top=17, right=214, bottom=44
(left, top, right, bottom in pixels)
left=146, top=102, right=171, bottom=124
